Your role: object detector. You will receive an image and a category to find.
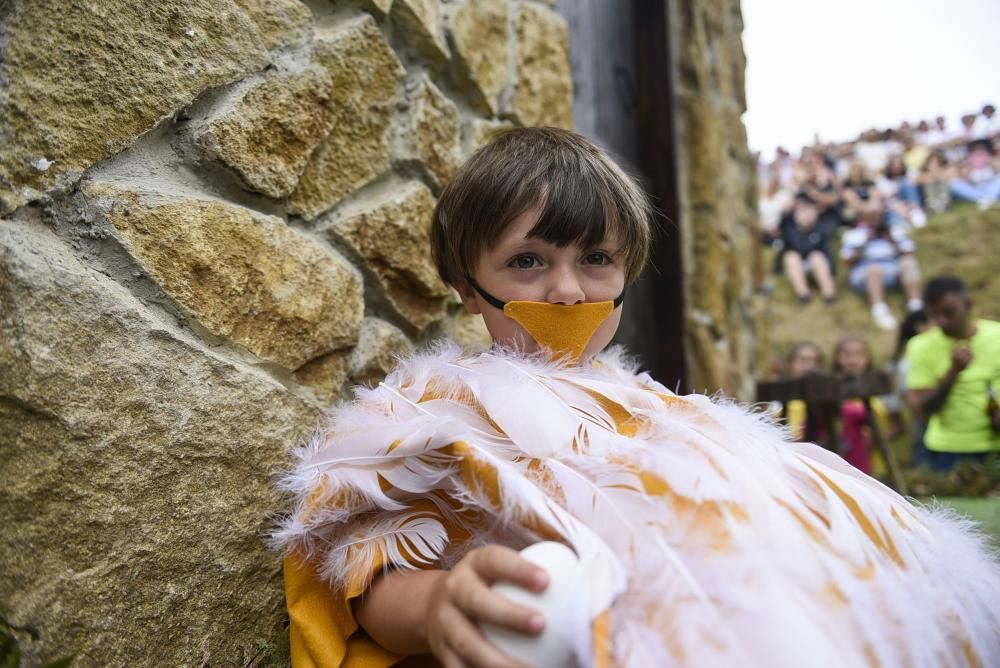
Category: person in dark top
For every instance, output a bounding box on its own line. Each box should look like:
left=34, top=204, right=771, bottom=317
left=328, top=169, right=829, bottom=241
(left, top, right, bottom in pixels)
left=841, top=161, right=882, bottom=225
left=779, top=192, right=837, bottom=304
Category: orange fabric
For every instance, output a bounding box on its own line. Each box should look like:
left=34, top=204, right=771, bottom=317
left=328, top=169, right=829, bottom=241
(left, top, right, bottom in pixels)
left=285, top=552, right=403, bottom=668
left=504, top=300, right=614, bottom=362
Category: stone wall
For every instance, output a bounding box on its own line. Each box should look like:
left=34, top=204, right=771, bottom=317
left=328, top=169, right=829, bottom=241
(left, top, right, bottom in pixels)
left=0, top=0, right=572, bottom=664
left=671, top=0, right=761, bottom=398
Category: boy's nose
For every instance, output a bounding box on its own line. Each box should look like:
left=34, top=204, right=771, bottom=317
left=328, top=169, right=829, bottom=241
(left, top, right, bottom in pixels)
left=547, top=266, right=586, bottom=305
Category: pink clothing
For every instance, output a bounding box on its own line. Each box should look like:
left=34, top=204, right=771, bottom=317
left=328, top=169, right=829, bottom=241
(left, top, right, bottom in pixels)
left=840, top=400, right=873, bottom=475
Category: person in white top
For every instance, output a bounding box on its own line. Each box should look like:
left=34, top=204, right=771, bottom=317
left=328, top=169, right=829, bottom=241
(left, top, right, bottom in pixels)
left=972, top=104, right=1000, bottom=141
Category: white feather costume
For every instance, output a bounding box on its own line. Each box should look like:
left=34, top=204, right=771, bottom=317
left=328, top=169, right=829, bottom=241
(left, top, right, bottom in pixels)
left=276, top=343, right=1000, bottom=668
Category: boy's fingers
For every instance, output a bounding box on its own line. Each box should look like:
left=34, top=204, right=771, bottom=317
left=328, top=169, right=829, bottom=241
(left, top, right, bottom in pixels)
left=437, top=645, right=468, bottom=668
left=455, top=579, right=545, bottom=636
left=471, top=545, right=549, bottom=591
left=440, top=603, right=526, bottom=668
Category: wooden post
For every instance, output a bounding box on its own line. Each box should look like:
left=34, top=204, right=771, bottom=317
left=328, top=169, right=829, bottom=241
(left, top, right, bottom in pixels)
left=863, top=397, right=908, bottom=495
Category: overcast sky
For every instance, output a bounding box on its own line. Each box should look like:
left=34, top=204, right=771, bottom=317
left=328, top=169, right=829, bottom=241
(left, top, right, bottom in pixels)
left=741, top=0, right=1000, bottom=159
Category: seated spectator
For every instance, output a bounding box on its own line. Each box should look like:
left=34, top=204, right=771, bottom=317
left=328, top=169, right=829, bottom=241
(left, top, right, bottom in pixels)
left=906, top=276, right=1000, bottom=472
left=841, top=161, right=882, bottom=225
left=915, top=150, right=955, bottom=214
left=779, top=193, right=837, bottom=304
left=854, top=129, right=893, bottom=174
left=972, top=103, right=1000, bottom=141
left=914, top=120, right=934, bottom=146
left=796, top=160, right=843, bottom=237
left=951, top=140, right=1000, bottom=209
left=833, top=335, right=894, bottom=476
left=784, top=341, right=825, bottom=442
left=901, top=132, right=930, bottom=176
left=840, top=214, right=924, bottom=330
left=923, top=115, right=955, bottom=148
left=878, top=154, right=927, bottom=228
left=758, top=170, right=791, bottom=241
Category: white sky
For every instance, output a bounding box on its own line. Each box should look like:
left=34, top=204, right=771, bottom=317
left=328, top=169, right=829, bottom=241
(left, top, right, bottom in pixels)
left=741, top=0, right=1000, bottom=160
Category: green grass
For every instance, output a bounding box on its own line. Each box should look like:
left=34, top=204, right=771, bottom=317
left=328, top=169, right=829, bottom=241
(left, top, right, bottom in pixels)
left=921, top=496, right=1000, bottom=547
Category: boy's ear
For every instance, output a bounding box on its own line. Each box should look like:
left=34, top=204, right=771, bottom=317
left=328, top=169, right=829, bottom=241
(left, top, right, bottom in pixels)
left=454, top=280, right=482, bottom=315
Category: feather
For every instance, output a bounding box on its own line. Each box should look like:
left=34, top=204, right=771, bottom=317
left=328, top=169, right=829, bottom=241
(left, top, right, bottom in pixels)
left=275, top=343, right=1000, bottom=667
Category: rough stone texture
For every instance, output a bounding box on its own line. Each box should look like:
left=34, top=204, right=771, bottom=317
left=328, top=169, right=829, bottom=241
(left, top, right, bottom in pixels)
left=0, top=218, right=320, bottom=666
left=93, top=185, right=364, bottom=370
left=233, top=0, right=312, bottom=50
left=0, top=1, right=271, bottom=214
left=294, top=348, right=352, bottom=404
left=0, top=2, right=581, bottom=662
left=205, top=67, right=340, bottom=198
left=408, top=75, right=462, bottom=187
left=358, top=0, right=395, bottom=18
left=327, top=181, right=449, bottom=330
left=463, top=118, right=515, bottom=158
left=509, top=3, right=573, bottom=129
left=672, top=0, right=758, bottom=398
left=288, top=15, right=405, bottom=219
left=448, top=308, right=494, bottom=351
left=448, top=0, right=509, bottom=115
left=349, top=318, right=415, bottom=387
left=392, top=0, right=450, bottom=62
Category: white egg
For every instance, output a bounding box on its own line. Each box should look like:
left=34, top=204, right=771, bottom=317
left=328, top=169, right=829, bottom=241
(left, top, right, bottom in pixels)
left=481, top=542, right=590, bottom=668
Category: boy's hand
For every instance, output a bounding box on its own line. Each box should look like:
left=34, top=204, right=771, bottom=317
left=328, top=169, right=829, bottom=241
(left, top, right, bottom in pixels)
left=425, top=545, right=548, bottom=668
left=950, top=346, right=973, bottom=373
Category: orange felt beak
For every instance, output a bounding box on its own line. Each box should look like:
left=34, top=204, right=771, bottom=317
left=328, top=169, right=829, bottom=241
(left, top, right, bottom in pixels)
left=504, top=299, right=615, bottom=363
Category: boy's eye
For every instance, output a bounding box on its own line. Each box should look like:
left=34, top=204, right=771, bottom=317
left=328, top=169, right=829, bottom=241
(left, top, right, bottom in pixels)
left=509, top=254, right=541, bottom=269
left=584, top=251, right=612, bottom=266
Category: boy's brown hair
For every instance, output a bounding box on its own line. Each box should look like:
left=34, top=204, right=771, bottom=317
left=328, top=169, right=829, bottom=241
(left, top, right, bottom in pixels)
left=430, top=127, right=653, bottom=287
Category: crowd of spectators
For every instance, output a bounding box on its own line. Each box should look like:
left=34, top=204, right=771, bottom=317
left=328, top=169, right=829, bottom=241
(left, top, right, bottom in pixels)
left=757, top=103, right=1000, bottom=331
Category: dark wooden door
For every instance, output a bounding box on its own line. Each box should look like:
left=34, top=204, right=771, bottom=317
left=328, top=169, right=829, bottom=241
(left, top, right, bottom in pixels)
left=556, top=0, right=686, bottom=391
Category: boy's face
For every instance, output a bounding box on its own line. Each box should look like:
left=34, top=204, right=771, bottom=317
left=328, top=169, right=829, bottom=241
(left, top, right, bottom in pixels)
left=456, top=204, right=626, bottom=362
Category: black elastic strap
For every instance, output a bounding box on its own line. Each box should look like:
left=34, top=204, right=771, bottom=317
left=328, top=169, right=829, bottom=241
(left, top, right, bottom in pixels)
left=465, top=276, right=625, bottom=310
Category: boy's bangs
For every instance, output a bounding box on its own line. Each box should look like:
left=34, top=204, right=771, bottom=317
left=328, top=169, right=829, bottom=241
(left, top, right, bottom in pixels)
left=526, top=170, right=618, bottom=253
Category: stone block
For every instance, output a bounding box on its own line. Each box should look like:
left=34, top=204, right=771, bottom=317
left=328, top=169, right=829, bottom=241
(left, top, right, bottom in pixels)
left=327, top=180, right=449, bottom=330
left=349, top=318, right=414, bottom=387
left=92, top=185, right=364, bottom=369
left=447, top=0, right=508, bottom=116
left=392, top=0, right=450, bottom=62
left=233, top=0, right=312, bottom=50
left=407, top=75, right=462, bottom=188
left=462, top=117, right=515, bottom=158
left=0, top=218, right=319, bottom=665
left=288, top=15, right=405, bottom=219
left=294, top=348, right=352, bottom=404
left=0, top=0, right=271, bottom=214
left=510, top=3, right=573, bottom=128
left=205, top=67, right=339, bottom=199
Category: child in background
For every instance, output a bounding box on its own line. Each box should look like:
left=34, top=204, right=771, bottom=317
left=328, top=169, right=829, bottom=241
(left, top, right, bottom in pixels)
left=833, top=335, right=895, bottom=476
left=778, top=194, right=837, bottom=304
left=916, top=150, right=955, bottom=214
left=784, top=341, right=824, bottom=441
left=275, top=128, right=1000, bottom=668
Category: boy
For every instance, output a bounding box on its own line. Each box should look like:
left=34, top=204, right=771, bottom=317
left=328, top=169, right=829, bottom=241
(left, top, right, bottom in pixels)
left=276, top=128, right=1000, bottom=667
left=906, top=275, right=1000, bottom=471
